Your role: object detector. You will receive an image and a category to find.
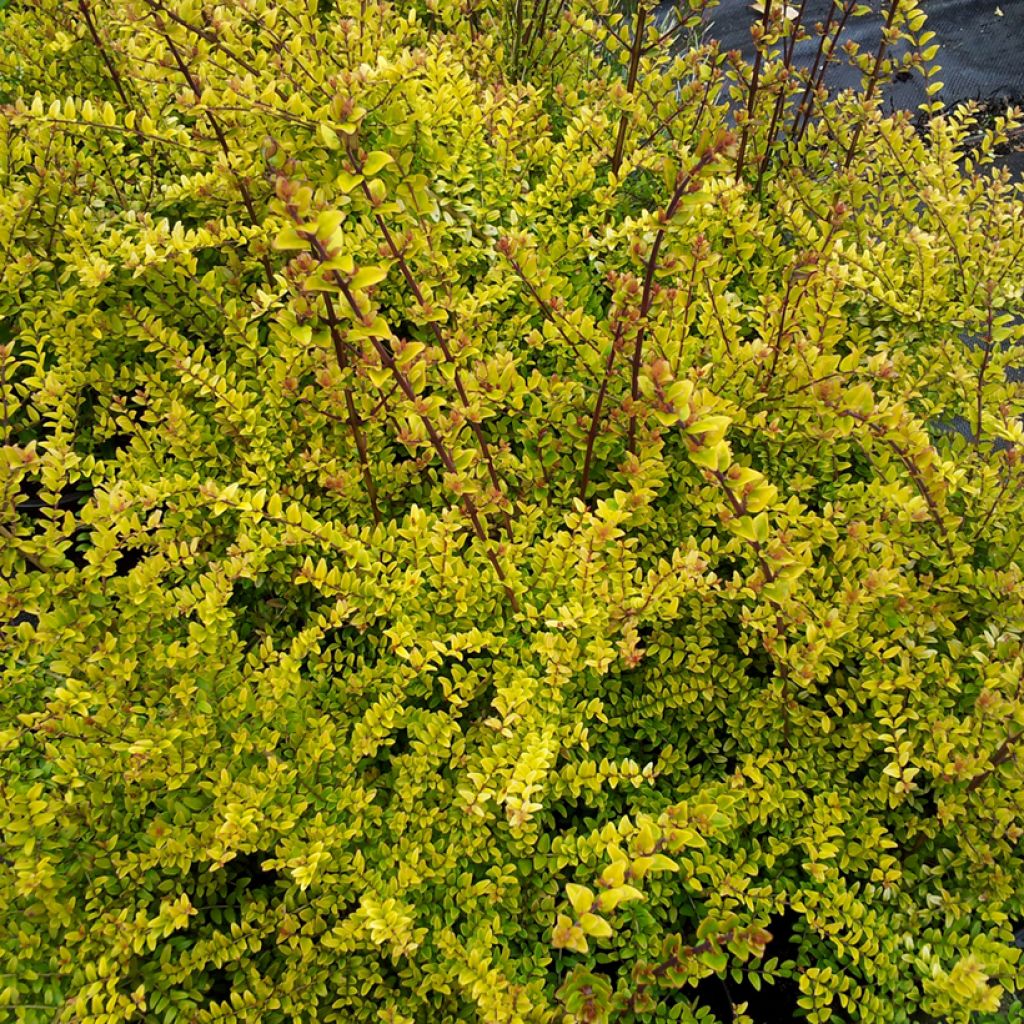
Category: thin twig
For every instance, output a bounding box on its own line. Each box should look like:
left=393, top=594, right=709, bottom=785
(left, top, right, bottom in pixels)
left=299, top=229, right=520, bottom=612
left=77, top=0, right=132, bottom=108
left=842, top=0, right=903, bottom=170
left=580, top=322, right=625, bottom=502
left=736, top=0, right=773, bottom=179
left=320, top=293, right=382, bottom=523
left=155, top=19, right=276, bottom=289
left=627, top=144, right=722, bottom=453
left=611, top=3, right=648, bottom=177
left=354, top=164, right=514, bottom=537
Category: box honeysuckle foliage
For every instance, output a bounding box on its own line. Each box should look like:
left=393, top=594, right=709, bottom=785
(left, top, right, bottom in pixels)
left=1, top=0, right=1023, bottom=1021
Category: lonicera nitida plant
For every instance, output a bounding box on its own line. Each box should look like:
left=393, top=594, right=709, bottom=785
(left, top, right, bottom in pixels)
left=1, top=0, right=1024, bottom=1021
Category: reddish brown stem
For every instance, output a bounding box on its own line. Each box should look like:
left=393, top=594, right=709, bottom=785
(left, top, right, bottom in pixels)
left=973, top=473, right=1012, bottom=542
left=755, top=0, right=809, bottom=195
left=627, top=146, right=720, bottom=453
left=793, top=0, right=845, bottom=143
left=505, top=254, right=597, bottom=360
left=157, top=24, right=275, bottom=288
left=355, top=170, right=514, bottom=538
left=0, top=523, right=47, bottom=573
left=303, top=231, right=519, bottom=612
left=711, top=469, right=777, bottom=583
left=580, top=323, right=624, bottom=502
left=967, top=729, right=1024, bottom=793
left=611, top=3, right=648, bottom=177
left=975, top=287, right=995, bottom=445
left=841, top=407, right=954, bottom=559
left=736, top=0, right=773, bottom=180
left=321, top=293, right=381, bottom=524
left=144, top=0, right=261, bottom=77
left=78, top=1, right=132, bottom=109
left=842, top=0, right=903, bottom=171
left=765, top=275, right=796, bottom=388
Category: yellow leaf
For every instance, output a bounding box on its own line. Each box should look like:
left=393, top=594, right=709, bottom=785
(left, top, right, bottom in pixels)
left=351, top=265, right=388, bottom=290
left=337, top=171, right=365, bottom=194
left=273, top=224, right=308, bottom=251
left=362, top=151, right=394, bottom=176
left=566, top=883, right=593, bottom=916
left=579, top=913, right=613, bottom=938
left=319, top=123, right=340, bottom=149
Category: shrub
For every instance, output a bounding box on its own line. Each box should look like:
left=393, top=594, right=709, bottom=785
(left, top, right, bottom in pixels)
left=1, top=1, right=1023, bottom=1022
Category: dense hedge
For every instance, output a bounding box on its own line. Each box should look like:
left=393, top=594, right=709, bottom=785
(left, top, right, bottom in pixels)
left=2, top=1, right=1024, bottom=1022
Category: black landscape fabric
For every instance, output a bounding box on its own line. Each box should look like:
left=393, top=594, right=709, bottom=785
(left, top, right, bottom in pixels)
left=661, top=0, right=1024, bottom=174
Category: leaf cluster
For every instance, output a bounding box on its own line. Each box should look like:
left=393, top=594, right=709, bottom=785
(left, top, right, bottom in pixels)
left=1, top=1, right=1023, bottom=1022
